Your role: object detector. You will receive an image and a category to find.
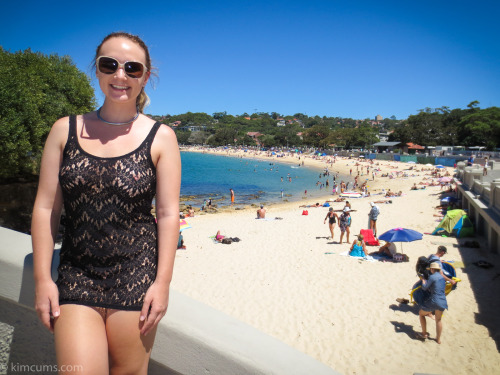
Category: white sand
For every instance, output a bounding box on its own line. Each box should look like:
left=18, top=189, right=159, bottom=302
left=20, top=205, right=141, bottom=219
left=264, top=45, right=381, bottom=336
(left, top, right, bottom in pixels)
left=171, top=150, right=500, bottom=375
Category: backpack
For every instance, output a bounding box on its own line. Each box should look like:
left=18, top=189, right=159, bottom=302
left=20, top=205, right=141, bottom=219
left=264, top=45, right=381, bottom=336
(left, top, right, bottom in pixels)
left=222, top=238, right=232, bottom=244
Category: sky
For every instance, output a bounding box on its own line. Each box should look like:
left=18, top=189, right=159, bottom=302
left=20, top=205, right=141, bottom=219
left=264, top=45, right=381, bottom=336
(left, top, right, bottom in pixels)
left=1, top=0, right=499, bottom=120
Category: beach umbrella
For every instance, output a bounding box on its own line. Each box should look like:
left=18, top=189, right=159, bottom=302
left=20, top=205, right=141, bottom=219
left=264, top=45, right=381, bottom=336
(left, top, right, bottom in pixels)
left=359, top=155, right=365, bottom=158
left=435, top=165, right=445, bottom=169
left=179, top=219, right=192, bottom=232
left=438, top=177, right=453, bottom=183
left=441, top=196, right=458, bottom=203
left=378, top=227, right=423, bottom=254
left=407, top=161, right=416, bottom=164
left=425, top=163, right=433, bottom=167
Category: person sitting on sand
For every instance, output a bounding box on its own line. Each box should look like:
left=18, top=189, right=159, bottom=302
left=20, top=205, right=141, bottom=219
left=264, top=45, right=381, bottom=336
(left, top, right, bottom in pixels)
left=428, top=246, right=456, bottom=285
left=257, top=205, right=266, bottom=219
left=376, top=241, right=396, bottom=258
left=215, top=230, right=225, bottom=242
left=417, top=262, right=448, bottom=344
left=349, top=234, right=367, bottom=257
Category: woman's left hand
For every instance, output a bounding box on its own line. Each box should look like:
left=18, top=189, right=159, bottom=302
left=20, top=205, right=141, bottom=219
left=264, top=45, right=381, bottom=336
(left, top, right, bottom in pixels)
left=140, top=281, right=170, bottom=336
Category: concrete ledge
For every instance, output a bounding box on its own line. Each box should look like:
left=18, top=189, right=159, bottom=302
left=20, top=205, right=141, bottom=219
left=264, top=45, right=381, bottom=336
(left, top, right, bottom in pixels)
left=0, top=227, right=340, bottom=375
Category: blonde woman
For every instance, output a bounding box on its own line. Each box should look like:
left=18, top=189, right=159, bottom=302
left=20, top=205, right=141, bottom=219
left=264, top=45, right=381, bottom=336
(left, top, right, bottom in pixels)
left=32, top=32, right=181, bottom=374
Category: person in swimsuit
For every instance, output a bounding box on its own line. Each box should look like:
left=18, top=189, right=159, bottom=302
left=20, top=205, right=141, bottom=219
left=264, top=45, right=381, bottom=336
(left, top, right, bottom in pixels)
left=31, top=32, right=181, bottom=374
left=349, top=234, right=367, bottom=257
left=339, top=207, right=351, bottom=244
left=323, top=207, right=339, bottom=240
left=230, top=188, right=235, bottom=205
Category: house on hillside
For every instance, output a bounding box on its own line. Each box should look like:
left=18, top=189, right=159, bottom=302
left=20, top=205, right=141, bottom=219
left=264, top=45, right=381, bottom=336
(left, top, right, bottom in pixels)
left=404, top=142, right=425, bottom=154
left=372, top=141, right=401, bottom=152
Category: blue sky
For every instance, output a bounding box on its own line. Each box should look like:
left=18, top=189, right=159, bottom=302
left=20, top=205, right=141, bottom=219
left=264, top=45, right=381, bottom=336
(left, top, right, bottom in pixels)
left=2, top=0, right=499, bottom=119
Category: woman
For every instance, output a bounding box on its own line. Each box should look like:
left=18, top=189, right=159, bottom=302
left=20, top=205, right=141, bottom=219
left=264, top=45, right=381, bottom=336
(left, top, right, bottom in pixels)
left=349, top=234, right=367, bottom=257
left=338, top=208, right=351, bottom=244
left=323, top=207, right=339, bottom=240
left=31, top=32, right=181, bottom=374
left=417, top=262, right=448, bottom=344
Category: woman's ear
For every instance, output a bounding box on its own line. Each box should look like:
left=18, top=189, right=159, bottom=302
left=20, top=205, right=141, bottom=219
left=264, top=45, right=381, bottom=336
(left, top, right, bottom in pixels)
left=142, top=71, right=151, bottom=87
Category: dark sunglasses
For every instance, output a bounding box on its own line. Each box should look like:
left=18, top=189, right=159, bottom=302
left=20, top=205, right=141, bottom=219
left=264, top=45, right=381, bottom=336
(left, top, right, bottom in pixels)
left=96, top=56, right=147, bottom=78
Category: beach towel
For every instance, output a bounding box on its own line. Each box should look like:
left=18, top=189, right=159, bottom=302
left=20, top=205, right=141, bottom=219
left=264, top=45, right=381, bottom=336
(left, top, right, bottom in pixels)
left=360, top=229, right=380, bottom=246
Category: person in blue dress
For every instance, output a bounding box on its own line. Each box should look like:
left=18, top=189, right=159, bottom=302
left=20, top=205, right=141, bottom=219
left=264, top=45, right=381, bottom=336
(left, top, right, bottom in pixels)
left=418, top=262, right=448, bottom=344
left=349, top=234, right=367, bottom=257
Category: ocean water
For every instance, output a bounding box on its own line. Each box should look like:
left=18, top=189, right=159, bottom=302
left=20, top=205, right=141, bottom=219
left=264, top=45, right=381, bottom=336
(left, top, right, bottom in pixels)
left=180, top=152, right=347, bottom=208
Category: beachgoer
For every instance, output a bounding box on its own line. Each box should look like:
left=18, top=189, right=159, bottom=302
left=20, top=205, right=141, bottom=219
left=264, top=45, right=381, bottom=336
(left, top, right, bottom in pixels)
left=428, top=246, right=456, bottom=285
left=349, top=234, right=367, bottom=257
left=215, top=230, right=225, bottom=242
left=31, top=32, right=181, bottom=374
left=417, top=262, right=448, bottom=344
left=339, top=208, right=351, bottom=244
left=257, top=205, right=266, bottom=219
left=324, top=207, right=339, bottom=240
left=368, top=202, right=380, bottom=237
left=230, top=188, right=235, bottom=205
left=376, top=241, right=397, bottom=258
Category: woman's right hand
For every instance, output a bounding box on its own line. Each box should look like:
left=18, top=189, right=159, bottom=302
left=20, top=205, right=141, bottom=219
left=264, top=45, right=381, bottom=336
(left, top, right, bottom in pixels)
left=35, top=279, right=60, bottom=333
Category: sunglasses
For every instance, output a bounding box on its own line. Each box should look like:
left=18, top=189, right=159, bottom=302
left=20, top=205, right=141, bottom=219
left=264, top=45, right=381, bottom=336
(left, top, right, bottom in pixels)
left=96, top=56, right=147, bottom=78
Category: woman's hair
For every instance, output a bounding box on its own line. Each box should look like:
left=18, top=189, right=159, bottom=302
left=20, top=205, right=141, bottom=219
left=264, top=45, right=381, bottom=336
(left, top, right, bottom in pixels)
left=93, top=31, right=154, bottom=113
left=358, top=234, right=364, bottom=240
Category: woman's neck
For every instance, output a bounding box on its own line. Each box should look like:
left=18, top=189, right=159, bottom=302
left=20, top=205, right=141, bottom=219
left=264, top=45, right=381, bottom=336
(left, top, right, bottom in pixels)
left=98, top=102, right=139, bottom=124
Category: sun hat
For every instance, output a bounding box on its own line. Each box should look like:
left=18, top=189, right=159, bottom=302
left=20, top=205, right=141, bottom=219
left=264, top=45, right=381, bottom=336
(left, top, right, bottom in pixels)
left=370, top=202, right=374, bottom=207
left=429, top=262, right=441, bottom=270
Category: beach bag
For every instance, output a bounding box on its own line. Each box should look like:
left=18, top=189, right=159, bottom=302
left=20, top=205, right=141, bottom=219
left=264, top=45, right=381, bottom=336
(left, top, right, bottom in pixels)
left=222, top=238, right=232, bottom=244
left=302, top=210, right=309, bottom=215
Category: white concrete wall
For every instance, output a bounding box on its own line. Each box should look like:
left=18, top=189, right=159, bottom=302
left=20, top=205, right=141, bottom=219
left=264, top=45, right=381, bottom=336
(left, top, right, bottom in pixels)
left=0, top=227, right=340, bottom=375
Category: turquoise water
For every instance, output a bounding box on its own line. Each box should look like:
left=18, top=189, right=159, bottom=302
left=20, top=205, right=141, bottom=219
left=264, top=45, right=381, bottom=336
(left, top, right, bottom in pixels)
left=180, top=152, right=347, bottom=207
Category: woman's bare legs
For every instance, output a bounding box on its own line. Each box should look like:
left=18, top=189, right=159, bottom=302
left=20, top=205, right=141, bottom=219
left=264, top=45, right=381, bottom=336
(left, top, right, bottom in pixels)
left=418, top=309, right=429, bottom=339
left=54, top=305, right=157, bottom=375
left=328, top=223, right=335, bottom=240
left=434, top=310, right=443, bottom=344
left=107, top=310, right=156, bottom=375
left=54, top=305, right=109, bottom=375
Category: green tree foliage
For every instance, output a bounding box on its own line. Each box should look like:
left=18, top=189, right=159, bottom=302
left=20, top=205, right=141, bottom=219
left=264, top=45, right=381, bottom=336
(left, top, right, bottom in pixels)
left=460, top=107, right=500, bottom=150
left=0, top=48, right=96, bottom=179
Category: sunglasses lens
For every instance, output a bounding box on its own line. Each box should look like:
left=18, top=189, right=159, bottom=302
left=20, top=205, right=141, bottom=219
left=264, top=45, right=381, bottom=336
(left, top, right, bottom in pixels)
left=124, top=62, right=144, bottom=78
left=98, top=57, right=118, bottom=74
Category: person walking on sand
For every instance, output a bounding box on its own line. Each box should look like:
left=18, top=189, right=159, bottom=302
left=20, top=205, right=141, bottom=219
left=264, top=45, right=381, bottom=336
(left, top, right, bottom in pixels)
left=417, top=262, right=448, bottom=344
left=339, top=208, right=351, bottom=244
left=324, top=207, right=339, bottom=240
left=368, top=202, right=380, bottom=237
left=31, top=32, right=181, bottom=374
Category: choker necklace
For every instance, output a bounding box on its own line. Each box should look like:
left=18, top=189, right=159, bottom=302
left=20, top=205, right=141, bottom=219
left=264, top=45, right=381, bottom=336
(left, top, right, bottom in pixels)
left=96, top=107, right=139, bottom=126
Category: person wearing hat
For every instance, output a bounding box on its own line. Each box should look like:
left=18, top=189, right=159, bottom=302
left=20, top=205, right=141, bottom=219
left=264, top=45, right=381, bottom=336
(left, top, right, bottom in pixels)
left=339, top=207, right=351, bottom=244
left=368, top=202, right=380, bottom=237
left=428, top=246, right=456, bottom=285
left=256, top=205, right=266, bottom=219
left=324, top=207, right=339, bottom=240
left=417, top=262, right=448, bottom=343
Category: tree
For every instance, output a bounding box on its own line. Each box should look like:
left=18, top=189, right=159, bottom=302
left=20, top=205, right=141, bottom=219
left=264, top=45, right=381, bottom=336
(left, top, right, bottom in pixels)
left=460, top=107, right=500, bottom=149
left=0, top=48, right=96, bottom=179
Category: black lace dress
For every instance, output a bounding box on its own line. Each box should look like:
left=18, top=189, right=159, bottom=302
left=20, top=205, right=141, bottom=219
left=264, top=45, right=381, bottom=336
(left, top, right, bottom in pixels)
left=57, top=115, right=161, bottom=310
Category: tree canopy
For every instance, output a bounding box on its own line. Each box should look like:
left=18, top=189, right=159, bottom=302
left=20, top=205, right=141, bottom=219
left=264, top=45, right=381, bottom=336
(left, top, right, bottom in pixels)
left=0, top=47, right=96, bottom=180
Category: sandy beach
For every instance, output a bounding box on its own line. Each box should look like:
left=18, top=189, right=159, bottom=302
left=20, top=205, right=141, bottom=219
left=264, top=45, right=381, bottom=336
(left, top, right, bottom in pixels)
left=171, top=149, right=500, bottom=375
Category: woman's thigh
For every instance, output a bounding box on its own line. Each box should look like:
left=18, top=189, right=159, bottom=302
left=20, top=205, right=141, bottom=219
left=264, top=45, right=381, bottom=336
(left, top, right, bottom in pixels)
left=106, top=310, right=157, bottom=375
left=54, top=304, right=109, bottom=375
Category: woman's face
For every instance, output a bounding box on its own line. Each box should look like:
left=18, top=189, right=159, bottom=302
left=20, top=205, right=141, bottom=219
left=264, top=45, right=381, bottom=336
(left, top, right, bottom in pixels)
left=96, top=37, right=150, bottom=105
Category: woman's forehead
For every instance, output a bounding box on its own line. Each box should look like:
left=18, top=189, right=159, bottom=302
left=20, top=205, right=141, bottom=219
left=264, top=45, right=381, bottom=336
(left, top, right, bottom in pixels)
left=99, top=37, right=146, bottom=61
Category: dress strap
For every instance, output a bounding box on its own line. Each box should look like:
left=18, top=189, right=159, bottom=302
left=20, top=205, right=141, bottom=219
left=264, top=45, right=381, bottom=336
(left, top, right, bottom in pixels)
left=69, top=115, right=77, bottom=138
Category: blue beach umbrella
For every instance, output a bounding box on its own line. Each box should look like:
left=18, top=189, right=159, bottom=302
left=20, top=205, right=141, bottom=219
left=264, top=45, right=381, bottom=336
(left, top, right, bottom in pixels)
left=378, top=227, right=423, bottom=254
left=435, top=165, right=445, bottom=169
